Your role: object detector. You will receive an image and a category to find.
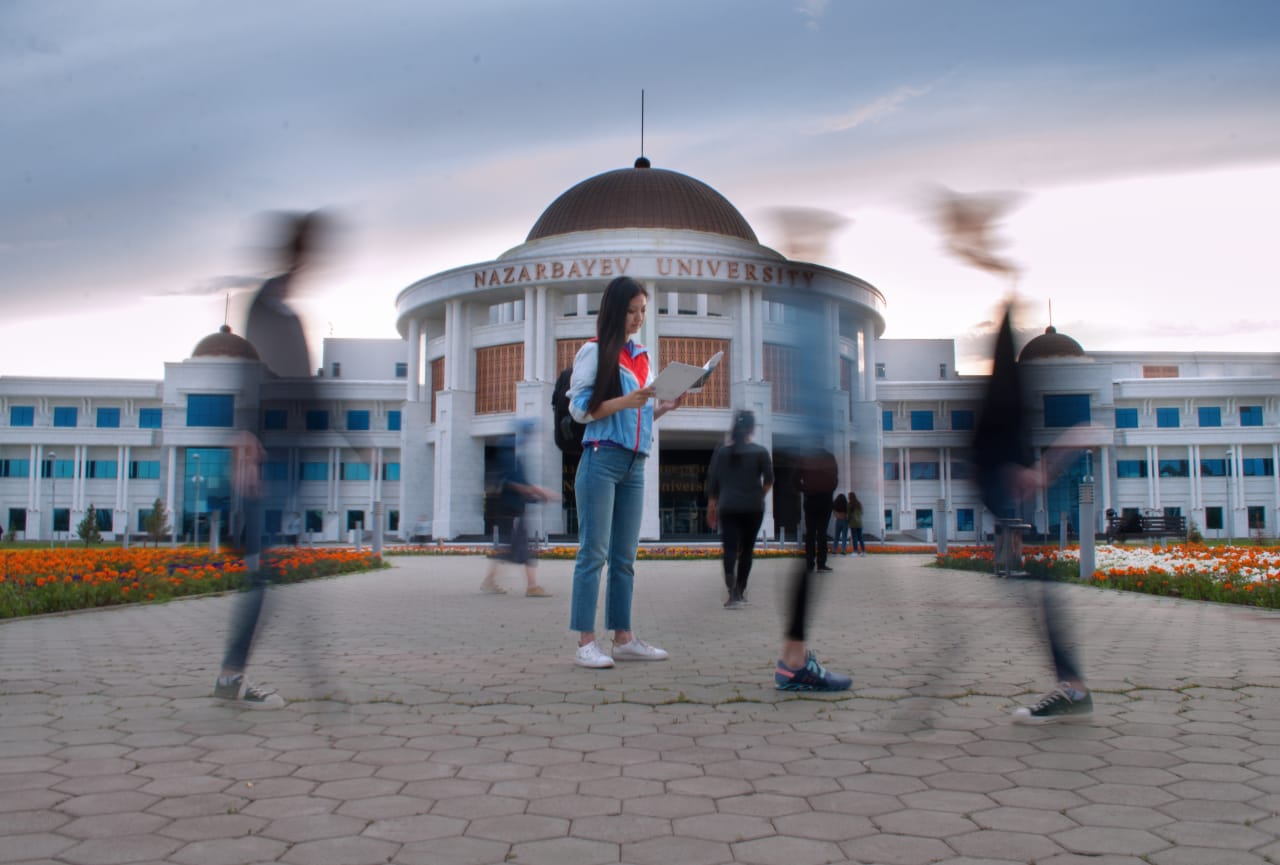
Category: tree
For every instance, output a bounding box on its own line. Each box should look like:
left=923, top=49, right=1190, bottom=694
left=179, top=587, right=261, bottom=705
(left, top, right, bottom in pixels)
left=76, top=505, right=103, bottom=546
left=145, top=498, right=171, bottom=548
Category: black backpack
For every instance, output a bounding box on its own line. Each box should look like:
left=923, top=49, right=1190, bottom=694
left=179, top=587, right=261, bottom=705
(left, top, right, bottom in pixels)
left=552, top=368, right=585, bottom=455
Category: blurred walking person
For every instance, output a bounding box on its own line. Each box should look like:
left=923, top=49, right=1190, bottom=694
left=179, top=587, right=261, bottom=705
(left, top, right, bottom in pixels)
left=481, top=422, right=556, bottom=597
left=705, top=410, right=773, bottom=609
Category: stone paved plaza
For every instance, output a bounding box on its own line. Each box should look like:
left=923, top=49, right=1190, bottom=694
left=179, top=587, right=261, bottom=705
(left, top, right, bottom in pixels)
left=3, top=551, right=1280, bottom=865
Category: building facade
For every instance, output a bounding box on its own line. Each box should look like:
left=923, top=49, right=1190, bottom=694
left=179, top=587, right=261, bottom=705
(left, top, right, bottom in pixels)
left=3, top=161, right=1278, bottom=542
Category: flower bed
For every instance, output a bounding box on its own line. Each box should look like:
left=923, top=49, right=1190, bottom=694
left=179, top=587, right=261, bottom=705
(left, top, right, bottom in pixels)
left=0, top=548, right=384, bottom=619
left=385, top=543, right=932, bottom=560
left=937, top=543, right=1280, bottom=608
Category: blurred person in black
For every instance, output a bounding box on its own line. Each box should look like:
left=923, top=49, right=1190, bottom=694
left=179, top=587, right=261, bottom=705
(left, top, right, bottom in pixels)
left=797, top=447, right=838, bottom=573
left=973, top=304, right=1092, bottom=723
left=481, top=420, right=557, bottom=598
left=705, top=410, right=773, bottom=609
left=213, top=211, right=329, bottom=709
left=772, top=290, right=851, bottom=692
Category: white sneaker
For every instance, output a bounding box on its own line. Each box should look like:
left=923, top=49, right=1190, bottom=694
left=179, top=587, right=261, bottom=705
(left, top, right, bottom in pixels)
left=575, top=640, right=614, bottom=669
left=613, top=638, right=669, bottom=662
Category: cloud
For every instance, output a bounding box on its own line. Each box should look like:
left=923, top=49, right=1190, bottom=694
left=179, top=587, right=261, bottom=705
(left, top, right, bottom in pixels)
left=822, top=79, right=943, bottom=133
left=794, top=0, right=829, bottom=29
left=147, top=275, right=263, bottom=298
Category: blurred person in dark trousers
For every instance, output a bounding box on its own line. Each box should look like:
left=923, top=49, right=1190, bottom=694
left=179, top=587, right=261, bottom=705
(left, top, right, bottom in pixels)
left=705, top=410, right=773, bottom=609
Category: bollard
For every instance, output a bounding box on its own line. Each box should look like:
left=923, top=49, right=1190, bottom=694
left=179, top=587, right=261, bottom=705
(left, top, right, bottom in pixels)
left=936, top=498, right=948, bottom=556
left=210, top=511, right=220, bottom=554
left=1078, top=483, right=1096, bottom=581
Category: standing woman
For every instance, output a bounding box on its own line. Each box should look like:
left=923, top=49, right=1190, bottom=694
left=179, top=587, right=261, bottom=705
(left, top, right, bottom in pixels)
left=831, top=492, right=849, bottom=556
left=567, top=276, right=682, bottom=668
left=706, top=411, right=774, bottom=608
left=849, top=491, right=866, bottom=555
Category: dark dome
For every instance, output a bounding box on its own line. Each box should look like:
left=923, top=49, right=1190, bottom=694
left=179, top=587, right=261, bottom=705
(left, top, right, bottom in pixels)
left=527, top=159, right=757, bottom=243
left=1019, top=326, right=1084, bottom=362
left=192, top=325, right=260, bottom=361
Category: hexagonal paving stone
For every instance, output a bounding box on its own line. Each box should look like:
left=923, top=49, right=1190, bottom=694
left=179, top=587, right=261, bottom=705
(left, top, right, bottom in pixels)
left=362, top=813, right=468, bottom=842
left=621, top=834, right=732, bottom=865
left=393, top=836, right=512, bottom=865
left=279, top=835, right=400, bottom=865
left=571, top=814, right=671, bottom=844
left=466, top=813, right=569, bottom=843
left=507, top=836, right=619, bottom=865
left=262, top=812, right=369, bottom=842
left=1051, top=826, right=1171, bottom=856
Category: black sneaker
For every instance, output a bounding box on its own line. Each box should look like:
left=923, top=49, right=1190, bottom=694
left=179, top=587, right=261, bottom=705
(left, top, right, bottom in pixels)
left=775, top=651, right=852, bottom=692
left=213, top=674, right=285, bottom=710
left=1012, top=684, right=1092, bottom=724
left=816, top=565, right=833, bottom=572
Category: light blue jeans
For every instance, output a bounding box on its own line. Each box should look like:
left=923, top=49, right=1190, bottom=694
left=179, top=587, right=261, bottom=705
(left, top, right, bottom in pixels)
left=570, top=445, right=646, bottom=633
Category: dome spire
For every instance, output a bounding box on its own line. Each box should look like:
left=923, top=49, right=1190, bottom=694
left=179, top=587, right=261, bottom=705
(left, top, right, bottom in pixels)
left=635, top=89, right=650, bottom=169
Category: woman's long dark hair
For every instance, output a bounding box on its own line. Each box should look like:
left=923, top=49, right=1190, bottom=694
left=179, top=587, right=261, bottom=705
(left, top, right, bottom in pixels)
left=728, top=410, right=755, bottom=466
left=588, top=276, right=648, bottom=415
left=849, top=492, right=861, bottom=511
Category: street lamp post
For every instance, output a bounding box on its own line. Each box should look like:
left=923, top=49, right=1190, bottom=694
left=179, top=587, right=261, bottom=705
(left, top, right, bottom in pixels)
left=48, top=449, right=56, bottom=549
left=192, top=454, right=204, bottom=550
left=1225, top=448, right=1235, bottom=544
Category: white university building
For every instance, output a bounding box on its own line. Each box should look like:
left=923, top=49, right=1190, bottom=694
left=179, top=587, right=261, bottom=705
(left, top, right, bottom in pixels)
left=3, top=159, right=1279, bottom=543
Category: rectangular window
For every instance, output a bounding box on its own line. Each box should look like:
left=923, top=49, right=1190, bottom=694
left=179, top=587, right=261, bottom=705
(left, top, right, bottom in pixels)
left=910, top=410, right=934, bottom=431
left=395, top=362, right=408, bottom=378
left=331, top=362, right=341, bottom=378
left=915, top=509, right=933, bottom=530
left=305, top=410, right=329, bottom=431
left=1241, top=405, right=1264, bottom=427
left=909, top=462, right=939, bottom=480
left=382, top=462, right=401, bottom=481
left=884, top=509, right=893, bottom=530
left=265, top=510, right=283, bottom=534
left=96, top=408, right=121, bottom=428
left=950, top=410, right=974, bottom=431
left=43, top=459, right=75, bottom=479
left=1116, top=460, right=1148, bottom=478
left=950, top=460, right=974, bottom=480
left=1143, top=364, right=1179, bottom=378
left=1156, top=407, right=1180, bottom=428
left=300, top=462, right=328, bottom=481
left=0, top=459, right=30, bottom=478
left=475, top=342, right=523, bottom=415
left=1198, top=407, right=1221, bottom=428
left=882, top=411, right=893, bottom=431
left=1243, top=458, right=1275, bottom=477
left=1249, top=506, right=1266, bottom=530
left=53, top=406, right=78, bottom=427
left=956, top=508, right=975, bottom=532
left=1158, top=459, right=1189, bottom=477
left=346, top=410, right=370, bottom=431
left=389, top=509, right=400, bottom=531
left=306, top=509, right=324, bottom=533
left=1114, top=408, right=1139, bottom=429
left=129, top=460, right=160, bottom=480
left=1200, top=459, right=1229, bottom=477
left=388, top=410, right=402, bottom=431
left=186, top=394, right=234, bottom=428
left=8, top=508, right=26, bottom=532
left=139, top=408, right=163, bottom=429
left=86, top=460, right=117, bottom=479
left=875, top=363, right=886, bottom=379
left=262, top=461, right=288, bottom=481
left=96, top=508, right=113, bottom=532
left=883, top=462, right=899, bottom=481
left=53, top=508, right=70, bottom=532
left=263, top=409, right=288, bottom=430
left=347, top=510, right=365, bottom=530
left=9, top=405, right=34, bottom=427
left=1043, top=394, right=1091, bottom=428
left=1205, top=506, right=1223, bottom=530
left=340, top=463, right=371, bottom=481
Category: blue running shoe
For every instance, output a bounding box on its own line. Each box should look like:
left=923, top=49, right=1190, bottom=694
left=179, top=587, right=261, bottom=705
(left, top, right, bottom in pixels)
left=775, top=651, right=852, bottom=691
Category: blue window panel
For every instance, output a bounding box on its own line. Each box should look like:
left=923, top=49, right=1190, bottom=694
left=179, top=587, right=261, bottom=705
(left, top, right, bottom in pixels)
left=1156, top=407, right=1180, bottom=428
left=186, top=394, right=234, bottom=428
left=43, top=459, right=75, bottom=479
left=340, top=463, right=371, bottom=481
left=883, top=462, right=899, bottom=481
left=956, top=509, right=975, bottom=532
left=346, top=410, right=370, bottom=431
left=382, top=462, right=401, bottom=481
left=53, top=407, right=78, bottom=427
left=1114, top=408, right=1138, bottom=429
left=87, top=460, right=117, bottom=479
left=395, top=362, right=408, bottom=378
left=1200, top=459, right=1229, bottom=477
left=1198, top=407, right=1221, bottom=428
left=910, top=411, right=934, bottom=431
left=95, top=508, right=113, bottom=531
left=950, top=460, right=974, bottom=480
left=0, top=459, right=30, bottom=478
left=96, top=408, right=121, bottom=428
left=915, top=509, right=933, bottom=529
left=262, top=462, right=289, bottom=481
left=9, top=406, right=35, bottom=427
left=909, top=462, right=939, bottom=480
left=263, top=410, right=288, bottom=430
left=388, top=411, right=402, bottom=431
left=1241, top=405, right=1264, bottom=427
left=129, top=461, right=160, bottom=480
left=950, top=410, right=974, bottom=431
left=1116, top=460, right=1147, bottom=478
left=139, top=408, right=163, bottom=429
left=1158, top=459, right=1189, bottom=477
left=1043, top=394, right=1091, bottom=428
left=300, top=462, right=328, bottom=481
left=305, top=410, right=329, bottom=431
left=882, top=411, right=893, bottom=431
left=883, top=510, right=893, bottom=530
left=1244, top=458, right=1275, bottom=477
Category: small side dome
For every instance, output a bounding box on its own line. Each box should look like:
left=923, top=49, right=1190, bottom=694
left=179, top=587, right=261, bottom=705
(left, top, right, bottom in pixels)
left=192, top=325, right=260, bottom=361
left=1019, top=325, right=1084, bottom=362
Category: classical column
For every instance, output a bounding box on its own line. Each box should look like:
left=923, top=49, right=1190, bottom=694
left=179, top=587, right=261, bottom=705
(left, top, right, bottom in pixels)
left=406, top=317, right=421, bottom=402
left=523, top=285, right=536, bottom=381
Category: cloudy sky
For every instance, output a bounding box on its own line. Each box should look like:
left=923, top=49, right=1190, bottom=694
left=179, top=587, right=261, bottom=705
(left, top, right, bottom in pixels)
left=4, top=0, right=1279, bottom=378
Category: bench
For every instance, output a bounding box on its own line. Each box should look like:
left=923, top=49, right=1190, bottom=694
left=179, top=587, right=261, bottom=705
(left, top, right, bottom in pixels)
left=1106, top=512, right=1186, bottom=543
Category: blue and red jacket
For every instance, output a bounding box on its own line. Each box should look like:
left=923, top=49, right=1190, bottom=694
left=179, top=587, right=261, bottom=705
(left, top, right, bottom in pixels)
left=567, top=340, right=654, bottom=455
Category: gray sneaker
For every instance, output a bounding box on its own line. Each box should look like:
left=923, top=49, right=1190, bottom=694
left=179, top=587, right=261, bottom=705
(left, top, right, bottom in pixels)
left=213, top=675, right=285, bottom=710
